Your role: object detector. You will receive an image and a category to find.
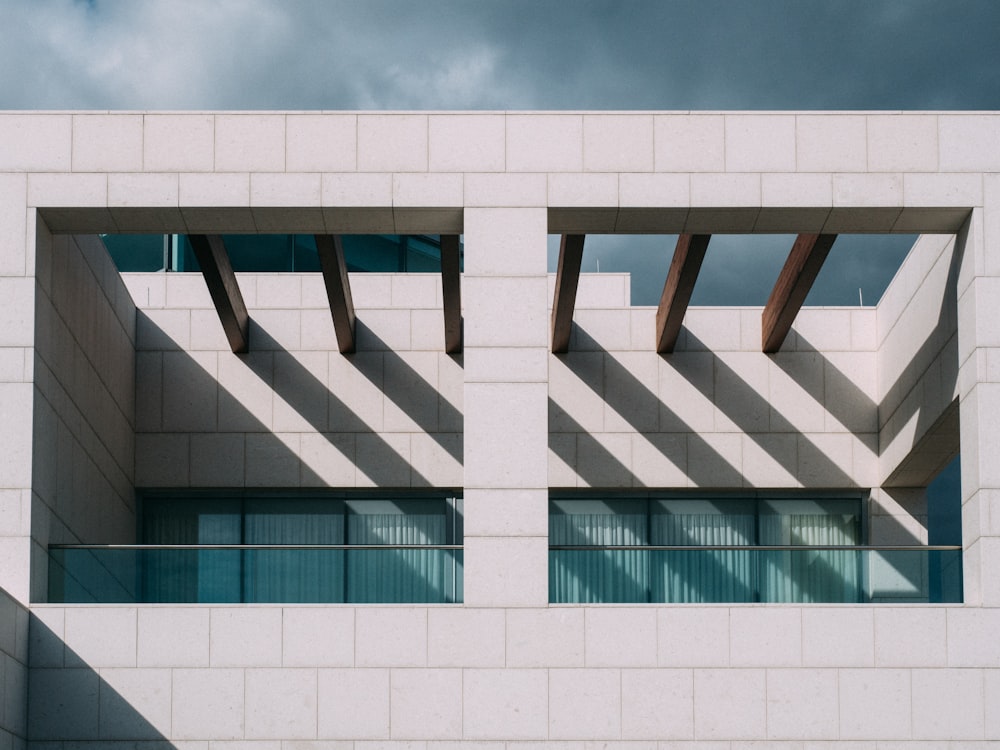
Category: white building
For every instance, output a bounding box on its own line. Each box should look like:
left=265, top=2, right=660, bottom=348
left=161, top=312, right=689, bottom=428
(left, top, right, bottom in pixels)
left=0, top=111, right=996, bottom=747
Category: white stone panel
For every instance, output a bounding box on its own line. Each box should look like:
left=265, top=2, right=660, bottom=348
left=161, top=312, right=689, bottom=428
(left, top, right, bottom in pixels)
left=428, top=114, right=505, bottom=172
left=358, top=115, right=428, bottom=172
left=729, top=609, right=801, bottom=668
left=71, top=114, right=143, bottom=172
left=179, top=172, right=251, bottom=207
left=426, top=608, right=504, bottom=667
left=657, top=608, right=729, bottom=667
left=465, top=383, right=547, bottom=489
left=27, top=668, right=98, bottom=740
left=464, top=488, right=547, bottom=537
left=282, top=607, right=355, bottom=667
left=390, top=669, right=462, bottom=740
left=549, top=668, right=621, bottom=740
left=584, top=115, right=654, bottom=173
left=463, top=669, right=548, bottom=740
left=172, top=668, right=245, bottom=740
left=765, top=669, right=839, bottom=740
left=620, top=668, right=692, bottom=740
left=801, top=608, right=874, bottom=667
left=464, top=173, right=547, bottom=207
left=868, top=114, right=939, bottom=172
left=464, top=347, right=547, bottom=383
left=210, top=608, right=282, bottom=667
left=287, top=114, right=357, bottom=172
left=144, top=114, right=216, bottom=172
left=911, top=668, right=985, bottom=740
left=137, top=607, right=210, bottom=667
left=463, top=276, right=547, bottom=347
left=549, top=173, right=619, bottom=209
left=585, top=608, right=656, bottom=668
left=108, top=173, right=179, bottom=208
left=28, top=173, right=107, bottom=207
left=725, top=115, right=796, bottom=172
left=654, top=115, right=725, bottom=172
left=838, top=668, right=911, bottom=740
left=506, top=115, right=583, bottom=172
left=251, top=173, right=321, bottom=207
left=215, top=114, right=285, bottom=172
left=0, top=114, right=71, bottom=171
left=947, top=608, right=1000, bottom=667
left=245, top=668, right=318, bottom=740
left=939, top=114, right=1000, bottom=171
left=693, top=669, right=765, bottom=740
left=98, top=667, right=171, bottom=740
left=318, top=668, right=390, bottom=739
left=355, top=608, right=426, bottom=668
left=506, top=608, right=584, bottom=668
left=393, top=174, right=463, bottom=208
left=464, top=207, right=547, bottom=277
left=63, top=607, right=136, bottom=668
left=464, top=536, right=548, bottom=607
left=796, top=115, right=867, bottom=172
left=0, top=175, right=27, bottom=276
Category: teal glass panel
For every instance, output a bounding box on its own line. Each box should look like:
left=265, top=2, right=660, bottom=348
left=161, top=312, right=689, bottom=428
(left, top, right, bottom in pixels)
left=101, top=234, right=166, bottom=272
left=550, top=498, right=649, bottom=603
left=48, top=547, right=462, bottom=604
left=548, top=548, right=962, bottom=604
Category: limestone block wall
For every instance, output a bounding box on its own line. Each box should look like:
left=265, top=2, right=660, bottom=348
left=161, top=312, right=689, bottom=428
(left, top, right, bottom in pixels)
left=125, top=271, right=463, bottom=490
left=549, top=301, right=879, bottom=491
left=877, top=233, right=960, bottom=485
left=0, top=588, right=27, bottom=749
left=30, top=228, right=136, bottom=602
left=25, top=603, right=1000, bottom=745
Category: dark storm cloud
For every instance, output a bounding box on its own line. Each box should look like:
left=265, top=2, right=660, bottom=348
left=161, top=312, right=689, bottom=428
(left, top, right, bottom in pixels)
left=2, top=0, right=998, bottom=110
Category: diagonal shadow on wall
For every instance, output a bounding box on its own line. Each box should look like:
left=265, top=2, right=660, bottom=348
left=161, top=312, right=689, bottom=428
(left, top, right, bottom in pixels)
left=28, top=615, right=170, bottom=743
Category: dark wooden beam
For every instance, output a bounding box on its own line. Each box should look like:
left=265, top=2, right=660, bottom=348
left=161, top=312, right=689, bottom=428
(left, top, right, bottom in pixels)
left=762, top=233, right=837, bottom=353
left=655, top=234, right=711, bottom=353
left=315, top=234, right=356, bottom=354
left=551, top=234, right=585, bottom=353
left=187, top=234, right=249, bottom=354
left=440, top=235, right=462, bottom=354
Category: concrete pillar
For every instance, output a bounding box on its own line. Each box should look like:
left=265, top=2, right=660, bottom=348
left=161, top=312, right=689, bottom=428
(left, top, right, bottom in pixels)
left=462, top=205, right=550, bottom=607
left=0, top=178, right=33, bottom=604
left=958, top=194, right=1000, bottom=606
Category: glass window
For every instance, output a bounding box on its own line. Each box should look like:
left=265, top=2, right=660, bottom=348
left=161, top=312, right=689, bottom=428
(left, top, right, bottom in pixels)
left=549, top=492, right=883, bottom=604
left=48, top=492, right=462, bottom=604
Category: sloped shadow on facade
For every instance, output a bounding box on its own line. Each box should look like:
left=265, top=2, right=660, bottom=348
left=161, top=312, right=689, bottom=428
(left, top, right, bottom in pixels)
left=28, top=615, right=169, bottom=743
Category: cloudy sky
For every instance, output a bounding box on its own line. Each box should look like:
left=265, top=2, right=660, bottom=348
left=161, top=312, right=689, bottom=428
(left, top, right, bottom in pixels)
left=2, top=0, right=997, bottom=304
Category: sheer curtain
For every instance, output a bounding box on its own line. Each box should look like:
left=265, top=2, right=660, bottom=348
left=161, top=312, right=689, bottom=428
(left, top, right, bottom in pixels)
left=141, top=498, right=241, bottom=603
left=244, top=499, right=345, bottom=603
left=346, top=499, right=452, bottom=603
left=650, top=500, right=756, bottom=603
left=758, top=500, right=861, bottom=603
left=549, top=499, right=649, bottom=603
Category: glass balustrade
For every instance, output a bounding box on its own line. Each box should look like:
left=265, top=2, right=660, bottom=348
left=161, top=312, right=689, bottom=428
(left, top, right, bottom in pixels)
left=549, top=545, right=962, bottom=604
left=48, top=545, right=463, bottom=604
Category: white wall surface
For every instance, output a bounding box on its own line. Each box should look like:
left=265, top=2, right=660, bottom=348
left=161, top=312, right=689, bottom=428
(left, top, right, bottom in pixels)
left=0, top=111, right=997, bottom=745
left=29, top=228, right=136, bottom=603
left=25, top=603, right=1000, bottom=745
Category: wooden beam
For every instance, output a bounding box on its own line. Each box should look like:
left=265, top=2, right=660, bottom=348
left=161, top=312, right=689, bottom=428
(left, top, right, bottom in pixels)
left=762, top=233, right=837, bottom=353
left=655, top=234, right=711, bottom=353
left=187, top=234, right=249, bottom=354
left=440, top=235, right=462, bottom=354
left=551, top=234, right=585, bottom=353
left=315, top=235, right=356, bottom=354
